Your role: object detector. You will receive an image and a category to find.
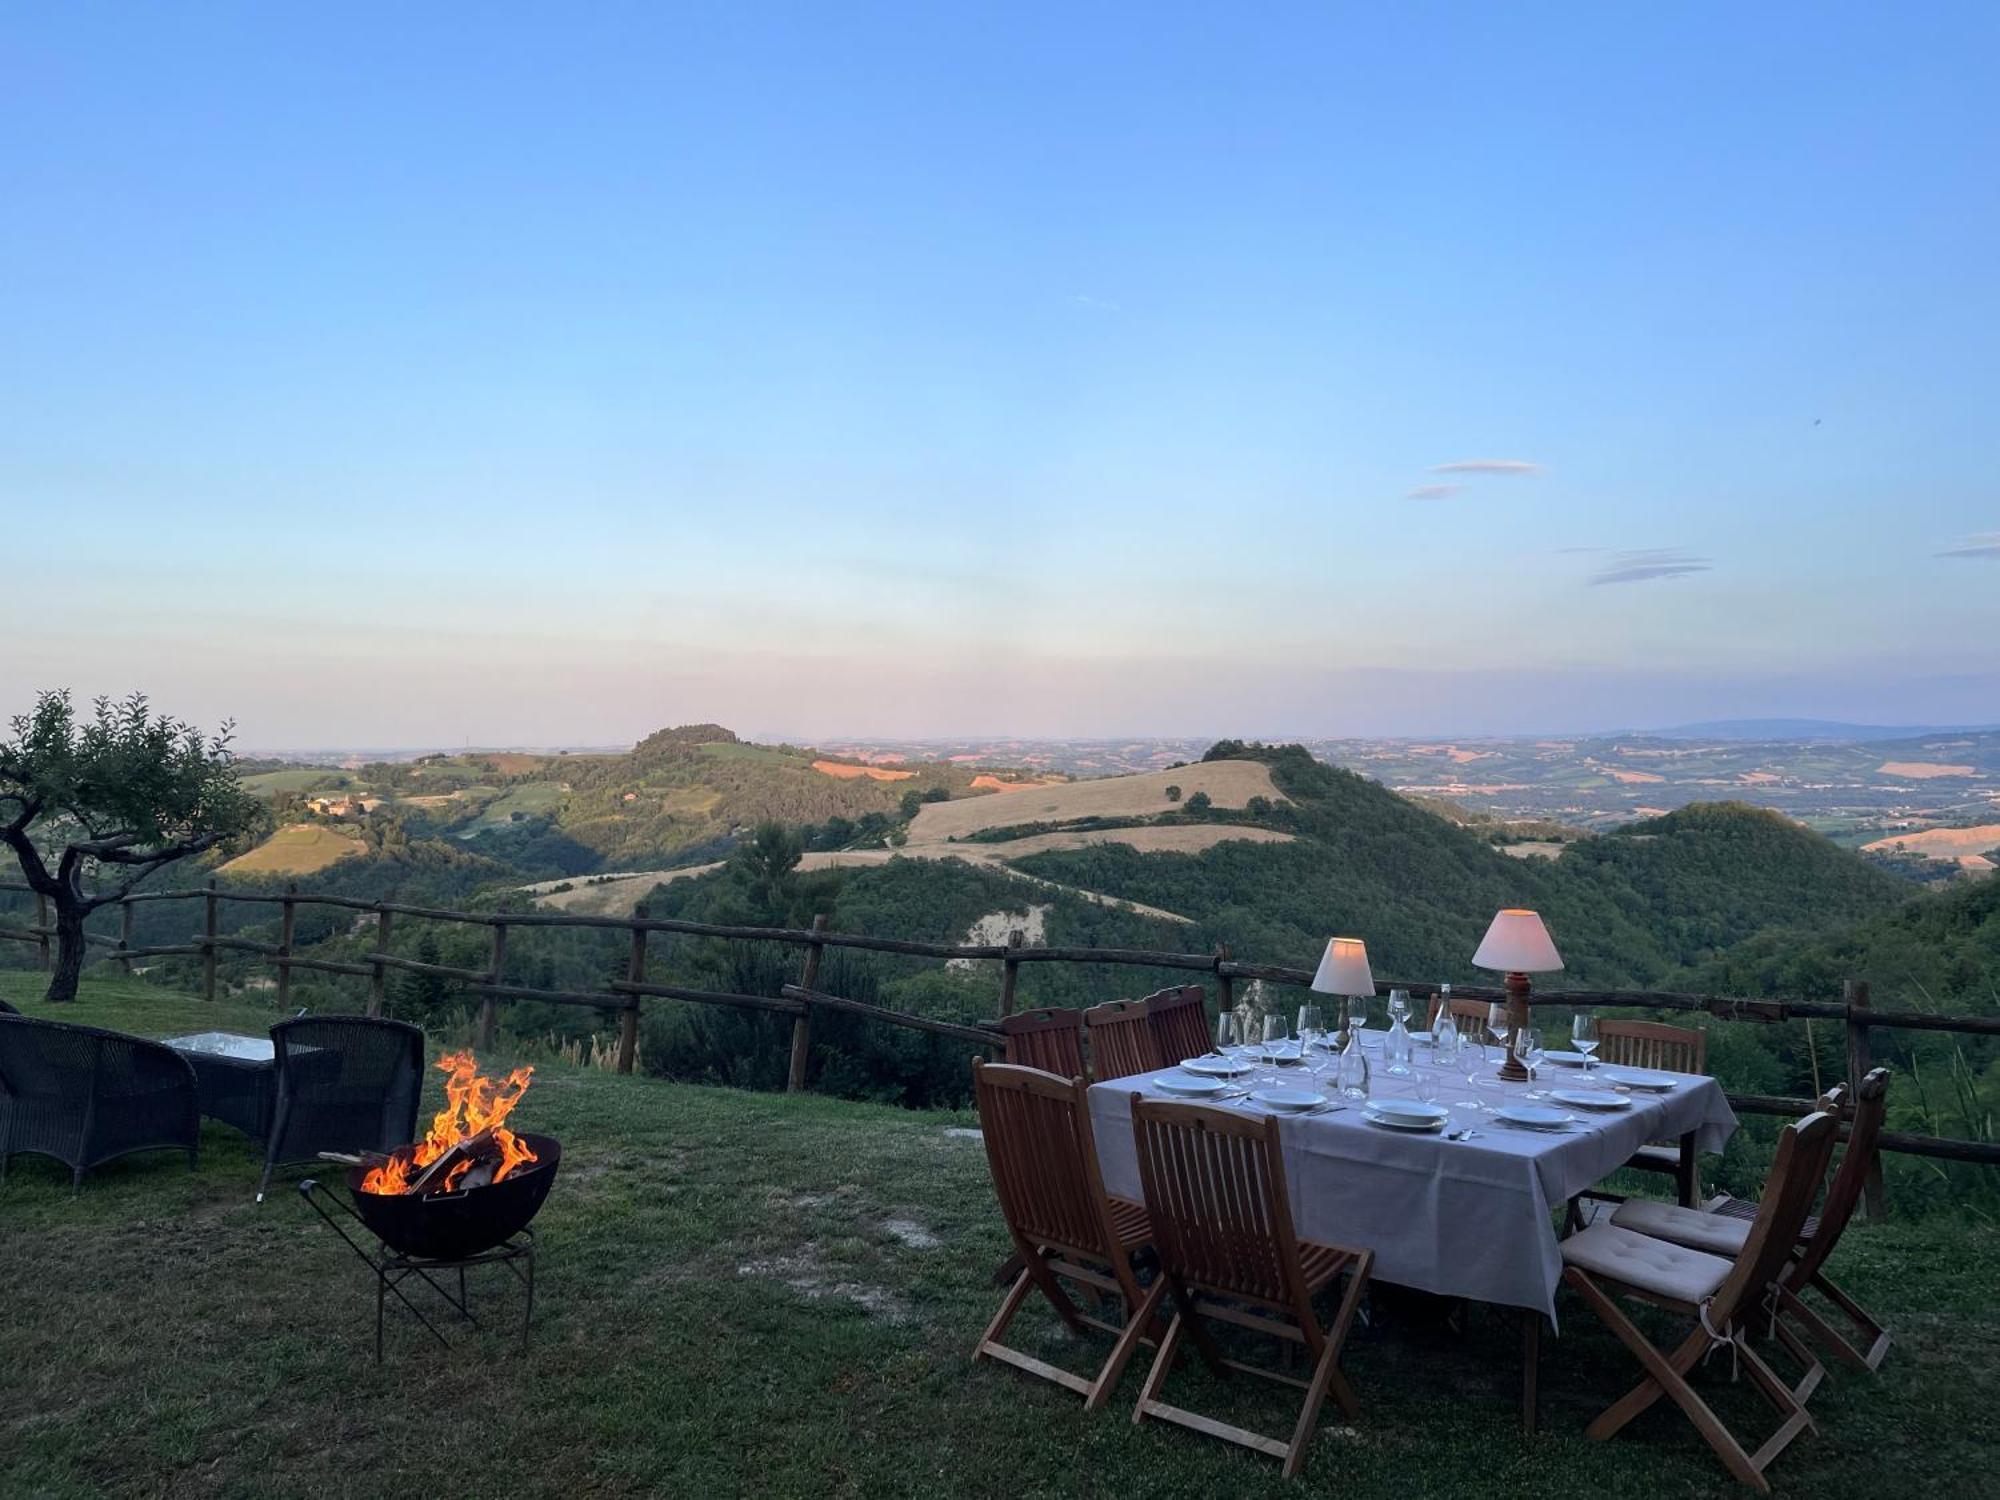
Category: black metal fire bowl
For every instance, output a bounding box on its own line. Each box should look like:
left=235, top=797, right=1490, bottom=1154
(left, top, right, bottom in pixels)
left=347, top=1133, right=561, bottom=1261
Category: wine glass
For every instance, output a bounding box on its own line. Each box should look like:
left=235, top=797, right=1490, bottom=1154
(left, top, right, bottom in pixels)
left=1518, top=1027, right=1544, bottom=1077
left=1296, top=1003, right=1325, bottom=1059
left=1572, top=1013, right=1599, bottom=1077
left=1260, top=1014, right=1289, bottom=1086
left=1214, top=1011, right=1240, bottom=1057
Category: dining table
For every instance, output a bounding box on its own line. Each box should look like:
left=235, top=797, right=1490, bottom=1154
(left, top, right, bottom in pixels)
left=1086, top=1030, right=1739, bottom=1429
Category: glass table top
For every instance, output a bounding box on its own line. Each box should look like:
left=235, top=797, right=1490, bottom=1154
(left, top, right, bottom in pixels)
left=161, top=1030, right=274, bottom=1062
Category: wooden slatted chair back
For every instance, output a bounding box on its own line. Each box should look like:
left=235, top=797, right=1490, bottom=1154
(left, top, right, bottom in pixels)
left=972, top=1061, right=1118, bottom=1263
left=999, top=1008, right=1086, bottom=1080
left=1083, top=998, right=1162, bottom=1082
left=1130, top=1098, right=1306, bottom=1313
left=1144, top=985, right=1210, bottom=1066
left=1597, top=1018, right=1707, bottom=1074
left=1711, top=1110, right=1838, bottom=1326
left=1792, top=1068, right=1889, bottom=1283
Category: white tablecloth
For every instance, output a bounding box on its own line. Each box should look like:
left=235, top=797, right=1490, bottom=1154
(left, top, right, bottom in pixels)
left=1087, top=1044, right=1738, bottom=1322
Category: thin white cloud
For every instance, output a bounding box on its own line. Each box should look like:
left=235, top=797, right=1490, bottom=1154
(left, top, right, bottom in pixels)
left=1937, top=531, right=2000, bottom=560
left=1070, top=293, right=1122, bottom=312
left=1588, top=549, right=1713, bottom=586
left=1404, top=483, right=1463, bottom=500
left=1430, top=458, right=1543, bottom=476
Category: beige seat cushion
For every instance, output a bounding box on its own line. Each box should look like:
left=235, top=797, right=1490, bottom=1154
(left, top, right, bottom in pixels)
left=1612, top=1198, right=1751, bottom=1258
left=1561, top=1223, right=1732, bottom=1305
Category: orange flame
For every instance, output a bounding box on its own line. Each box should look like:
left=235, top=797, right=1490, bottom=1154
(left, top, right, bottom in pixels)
left=359, top=1051, right=538, bottom=1195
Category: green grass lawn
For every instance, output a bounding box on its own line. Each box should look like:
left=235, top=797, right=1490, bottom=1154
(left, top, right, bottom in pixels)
left=3, top=976, right=1995, bottom=1499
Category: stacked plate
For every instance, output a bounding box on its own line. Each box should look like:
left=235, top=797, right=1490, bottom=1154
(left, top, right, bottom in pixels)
left=1492, top=1103, right=1577, bottom=1131
left=1153, top=1073, right=1231, bottom=1099
left=1182, top=1055, right=1254, bottom=1078
left=1550, top=1087, right=1631, bottom=1112
left=1540, top=1050, right=1594, bottom=1068
left=1362, top=1099, right=1450, bottom=1133
left=1600, top=1065, right=1680, bottom=1091
left=1249, top=1087, right=1327, bottom=1114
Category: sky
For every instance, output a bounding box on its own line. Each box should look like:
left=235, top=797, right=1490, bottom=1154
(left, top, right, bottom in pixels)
left=3, top=3, right=1997, bottom=748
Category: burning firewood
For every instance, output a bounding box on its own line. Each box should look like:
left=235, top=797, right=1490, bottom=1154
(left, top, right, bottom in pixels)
left=359, top=1051, right=540, bottom=1196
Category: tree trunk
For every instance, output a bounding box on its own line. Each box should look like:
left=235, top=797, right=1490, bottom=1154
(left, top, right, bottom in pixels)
left=45, top=894, right=87, bottom=1004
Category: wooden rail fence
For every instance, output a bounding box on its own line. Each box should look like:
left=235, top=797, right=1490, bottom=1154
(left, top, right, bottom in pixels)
left=2, top=878, right=1997, bottom=1177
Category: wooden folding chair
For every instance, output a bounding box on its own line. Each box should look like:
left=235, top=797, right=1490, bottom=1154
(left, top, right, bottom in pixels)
left=1560, top=1109, right=1839, bottom=1493
left=1127, top=1097, right=1372, bottom=1480
left=1084, top=998, right=1163, bottom=1082
left=1144, top=985, right=1211, bottom=1067
left=971, top=1060, right=1160, bottom=1410
left=1598, top=1019, right=1709, bottom=1205
left=1615, top=1069, right=1892, bottom=1383
left=999, top=1008, right=1086, bottom=1080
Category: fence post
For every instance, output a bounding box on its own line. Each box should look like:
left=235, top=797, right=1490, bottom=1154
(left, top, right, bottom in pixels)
left=276, top=882, right=298, bottom=1010
left=1214, top=943, right=1234, bottom=1016
left=787, top=914, right=827, bottom=1093
left=202, top=880, right=219, bottom=1001
left=998, top=928, right=1024, bottom=1016
left=34, top=891, right=51, bottom=971
left=117, top=899, right=135, bottom=977
left=477, top=920, right=507, bottom=1051
left=367, top=907, right=393, bottom=1017
left=1844, top=978, right=1886, bottom=1221
left=618, top=907, right=648, bottom=1076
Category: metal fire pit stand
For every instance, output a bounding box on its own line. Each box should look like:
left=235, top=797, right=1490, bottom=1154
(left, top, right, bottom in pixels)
left=299, top=1179, right=537, bottom=1363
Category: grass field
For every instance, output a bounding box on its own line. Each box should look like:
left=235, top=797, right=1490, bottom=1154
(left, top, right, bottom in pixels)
left=238, top=768, right=351, bottom=797
left=4, top=977, right=1992, bottom=1499
left=908, top=760, right=1286, bottom=843
left=217, top=822, right=365, bottom=876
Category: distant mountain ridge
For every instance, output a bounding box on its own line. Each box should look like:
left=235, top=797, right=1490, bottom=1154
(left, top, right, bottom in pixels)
left=1648, top=718, right=2000, bottom=742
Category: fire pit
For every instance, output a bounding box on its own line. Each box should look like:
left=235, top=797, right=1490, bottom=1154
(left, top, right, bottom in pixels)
left=301, top=1051, right=558, bottom=1360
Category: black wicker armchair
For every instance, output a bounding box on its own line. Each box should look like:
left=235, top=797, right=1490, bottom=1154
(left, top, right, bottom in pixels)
left=259, top=1015, right=425, bottom=1200
left=0, top=998, right=19, bottom=1015
left=0, top=1015, right=200, bottom=1187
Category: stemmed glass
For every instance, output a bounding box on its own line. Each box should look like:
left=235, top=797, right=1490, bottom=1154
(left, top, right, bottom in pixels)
left=1214, top=1011, right=1240, bottom=1058
left=1296, top=1004, right=1326, bottom=1089
left=1572, top=1013, right=1599, bottom=1077
left=1260, top=1014, right=1289, bottom=1088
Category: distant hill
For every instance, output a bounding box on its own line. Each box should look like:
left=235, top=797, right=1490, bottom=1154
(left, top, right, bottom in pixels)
left=1653, top=719, right=2000, bottom=742
left=642, top=743, right=1909, bottom=992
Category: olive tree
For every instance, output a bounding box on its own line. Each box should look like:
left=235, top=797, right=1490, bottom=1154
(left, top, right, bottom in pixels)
left=0, top=692, right=262, bottom=1003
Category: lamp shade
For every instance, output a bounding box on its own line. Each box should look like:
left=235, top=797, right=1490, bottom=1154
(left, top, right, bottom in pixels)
left=1310, top=937, right=1376, bottom=997
left=1472, top=909, right=1564, bottom=974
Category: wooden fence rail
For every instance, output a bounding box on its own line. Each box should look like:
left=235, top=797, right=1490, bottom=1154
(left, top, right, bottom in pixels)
left=1, top=878, right=1996, bottom=1175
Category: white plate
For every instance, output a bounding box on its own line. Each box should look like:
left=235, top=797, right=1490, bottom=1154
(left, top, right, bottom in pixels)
left=1551, top=1088, right=1631, bottom=1112
left=1182, top=1055, right=1255, bottom=1078
left=1600, top=1066, right=1680, bottom=1091
left=1250, top=1087, right=1327, bottom=1113
left=1493, top=1103, right=1575, bottom=1131
left=1366, top=1099, right=1451, bottom=1128
left=1154, top=1074, right=1229, bottom=1098
left=1540, top=1050, right=1593, bottom=1067
left=1363, top=1106, right=1447, bottom=1132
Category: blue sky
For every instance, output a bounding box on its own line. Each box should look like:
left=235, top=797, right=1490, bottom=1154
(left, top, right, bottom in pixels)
left=4, top=3, right=1996, bottom=746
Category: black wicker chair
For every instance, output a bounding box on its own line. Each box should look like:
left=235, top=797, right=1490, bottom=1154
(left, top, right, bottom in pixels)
left=0, top=1014, right=200, bottom=1188
left=259, top=1016, right=425, bottom=1201
left=0, top=998, right=19, bottom=1015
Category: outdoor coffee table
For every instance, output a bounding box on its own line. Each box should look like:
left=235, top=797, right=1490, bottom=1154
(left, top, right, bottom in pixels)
left=161, top=1031, right=279, bottom=1142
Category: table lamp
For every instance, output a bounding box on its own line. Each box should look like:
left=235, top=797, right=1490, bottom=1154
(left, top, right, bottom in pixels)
left=1472, top=908, right=1563, bottom=1083
left=1311, top=936, right=1375, bottom=1034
